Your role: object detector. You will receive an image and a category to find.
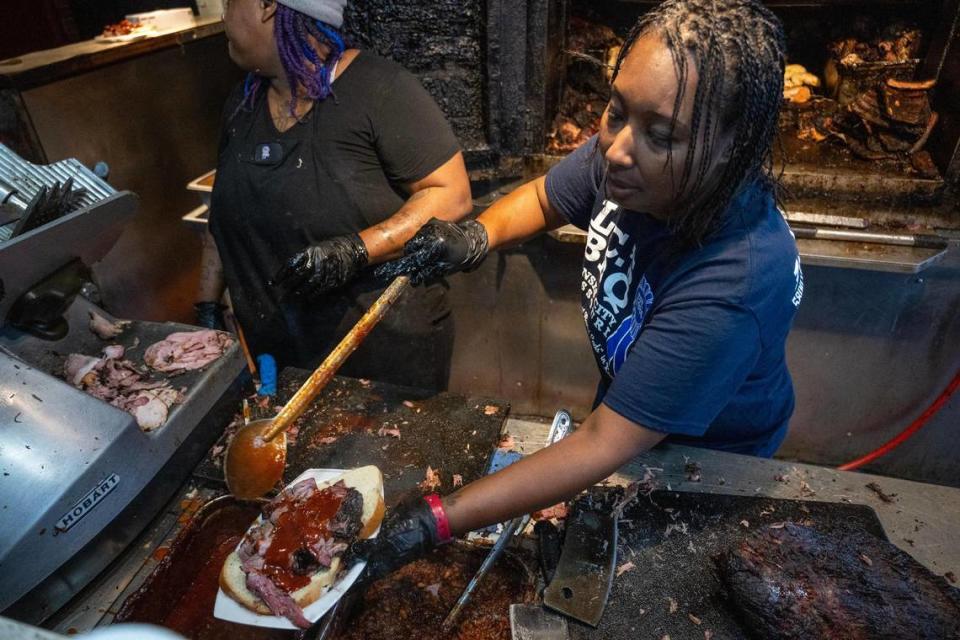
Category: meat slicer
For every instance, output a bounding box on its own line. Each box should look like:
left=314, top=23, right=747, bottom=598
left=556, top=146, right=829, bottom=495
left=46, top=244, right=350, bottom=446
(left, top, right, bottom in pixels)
left=0, top=144, right=245, bottom=623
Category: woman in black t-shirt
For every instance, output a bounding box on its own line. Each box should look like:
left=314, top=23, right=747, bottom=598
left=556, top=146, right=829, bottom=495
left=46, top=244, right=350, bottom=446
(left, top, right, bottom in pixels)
left=197, top=0, right=471, bottom=389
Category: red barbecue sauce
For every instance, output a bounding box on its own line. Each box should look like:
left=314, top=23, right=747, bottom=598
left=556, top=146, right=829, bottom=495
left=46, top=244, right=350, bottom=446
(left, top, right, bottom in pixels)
left=260, top=486, right=344, bottom=592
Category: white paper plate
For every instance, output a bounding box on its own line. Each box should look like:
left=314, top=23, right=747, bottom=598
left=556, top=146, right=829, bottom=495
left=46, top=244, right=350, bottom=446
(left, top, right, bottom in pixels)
left=213, top=468, right=381, bottom=629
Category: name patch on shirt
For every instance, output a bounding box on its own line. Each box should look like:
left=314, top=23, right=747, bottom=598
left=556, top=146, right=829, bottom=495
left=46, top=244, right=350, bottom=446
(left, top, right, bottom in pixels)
left=250, top=142, right=285, bottom=165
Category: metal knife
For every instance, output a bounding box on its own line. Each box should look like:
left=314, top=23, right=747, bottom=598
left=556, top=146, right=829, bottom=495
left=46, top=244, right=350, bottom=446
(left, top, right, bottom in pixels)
left=442, top=410, right=574, bottom=632
left=510, top=603, right=570, bottom=640
left=542, top=491, right=618, bottom=627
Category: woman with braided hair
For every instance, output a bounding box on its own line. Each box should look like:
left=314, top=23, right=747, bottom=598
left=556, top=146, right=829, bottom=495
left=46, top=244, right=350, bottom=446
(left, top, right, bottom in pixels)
left=356, top=0, right=805, bottom=577
left=197, top=0, right=471, bottom=389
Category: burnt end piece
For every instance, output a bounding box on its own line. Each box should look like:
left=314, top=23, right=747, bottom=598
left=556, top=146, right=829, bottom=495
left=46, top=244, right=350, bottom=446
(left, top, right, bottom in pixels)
left=292, top=548, right=320, bottom=576
left=716, top=523, right=960, bottom=640
left=329, top=488, right=364, bottom=539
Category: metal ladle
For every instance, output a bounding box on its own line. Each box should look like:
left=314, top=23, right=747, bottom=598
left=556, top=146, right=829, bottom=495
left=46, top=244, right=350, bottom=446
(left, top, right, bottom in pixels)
left=224, top=276, right=410, bottom=499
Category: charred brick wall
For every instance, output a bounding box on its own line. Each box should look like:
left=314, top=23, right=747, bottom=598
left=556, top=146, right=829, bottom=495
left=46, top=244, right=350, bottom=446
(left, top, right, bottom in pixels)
left=344, top=0, right=487, bottom=152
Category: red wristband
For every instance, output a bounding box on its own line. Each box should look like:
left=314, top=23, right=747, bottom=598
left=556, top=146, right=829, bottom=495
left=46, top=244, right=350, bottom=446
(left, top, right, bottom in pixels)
left=423, top=493, right=452, bottom=543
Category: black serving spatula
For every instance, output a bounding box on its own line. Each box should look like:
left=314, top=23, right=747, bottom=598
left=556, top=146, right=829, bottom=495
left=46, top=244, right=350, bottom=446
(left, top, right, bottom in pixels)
left=542, top=492, right=618, bottom=627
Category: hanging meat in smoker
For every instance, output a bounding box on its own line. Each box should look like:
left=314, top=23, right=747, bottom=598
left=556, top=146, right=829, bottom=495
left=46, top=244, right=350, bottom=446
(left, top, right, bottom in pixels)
left=716, top=523, right=960, bottom=640
left=828, top=22, right=923, bottom=65
left=547, top=17, right=621, bottom=154
left=834, top=77, right=939, bottom=171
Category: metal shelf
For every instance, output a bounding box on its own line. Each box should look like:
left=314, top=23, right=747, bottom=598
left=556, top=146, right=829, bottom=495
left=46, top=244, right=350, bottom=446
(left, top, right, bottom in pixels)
left=548, top=224, right=951, bottom=273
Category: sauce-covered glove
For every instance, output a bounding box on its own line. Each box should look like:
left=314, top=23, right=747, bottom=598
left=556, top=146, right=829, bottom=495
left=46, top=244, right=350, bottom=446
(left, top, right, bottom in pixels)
left=272, top=234, right=368, bottom=298
left=374, top=218, right=488, bottom=285
left=349, top=494, right=452, bottom=582
left=194, top=301, right=226, bottom=330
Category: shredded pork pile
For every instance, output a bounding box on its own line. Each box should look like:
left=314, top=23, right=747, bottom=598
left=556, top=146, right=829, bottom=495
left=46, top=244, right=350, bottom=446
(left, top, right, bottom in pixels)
left=64, top=345, right=184, bottom=431
left=144, top=330, right=233, bottom=375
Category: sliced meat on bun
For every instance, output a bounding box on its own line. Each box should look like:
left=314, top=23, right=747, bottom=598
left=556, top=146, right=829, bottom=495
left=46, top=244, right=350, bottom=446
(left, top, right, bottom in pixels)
left=220, top=465, right=385, bottom=628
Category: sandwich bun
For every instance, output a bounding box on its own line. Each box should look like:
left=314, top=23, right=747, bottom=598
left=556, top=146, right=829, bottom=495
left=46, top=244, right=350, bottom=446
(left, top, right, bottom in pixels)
left=220, top=465, right=385, bottom=615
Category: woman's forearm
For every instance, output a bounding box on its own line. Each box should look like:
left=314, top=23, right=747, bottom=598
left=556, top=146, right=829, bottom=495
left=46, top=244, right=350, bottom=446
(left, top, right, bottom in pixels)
left=360, top=153, right=473, bottom=264
left=197, top=229, right=226, bottom=302
left=477, top=176, right=567, bottom=251
left=441, top=404, right=666, bottom=535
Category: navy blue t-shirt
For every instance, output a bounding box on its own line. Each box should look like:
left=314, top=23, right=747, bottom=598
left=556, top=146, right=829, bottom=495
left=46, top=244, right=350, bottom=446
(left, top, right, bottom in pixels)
left=545, top=138, right=803, bottom=457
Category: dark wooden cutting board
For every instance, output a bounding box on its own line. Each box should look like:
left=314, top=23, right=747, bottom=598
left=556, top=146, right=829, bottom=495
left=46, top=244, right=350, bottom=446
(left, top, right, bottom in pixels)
left=195, top=372, right=509, bottom=507
left=570, top=490, right=887, bottom=640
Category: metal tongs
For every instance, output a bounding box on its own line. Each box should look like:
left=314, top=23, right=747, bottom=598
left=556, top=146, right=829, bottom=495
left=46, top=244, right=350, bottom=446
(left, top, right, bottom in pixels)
left=441, top=409, right=573, bottom=632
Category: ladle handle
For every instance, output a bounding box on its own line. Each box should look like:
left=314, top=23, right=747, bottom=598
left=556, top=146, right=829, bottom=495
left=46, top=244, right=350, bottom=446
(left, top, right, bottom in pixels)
left=262, top=276, right=410, bottom=442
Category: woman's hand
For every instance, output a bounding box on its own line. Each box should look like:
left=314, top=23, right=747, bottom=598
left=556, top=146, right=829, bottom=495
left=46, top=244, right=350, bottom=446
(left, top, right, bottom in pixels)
left=374, top=218, right=489, bottom=285
left=350, top=495, right=451, bottom=581
left=441, top=404, right=666, bottom=535
left=272, top=233, right=368, bottom=298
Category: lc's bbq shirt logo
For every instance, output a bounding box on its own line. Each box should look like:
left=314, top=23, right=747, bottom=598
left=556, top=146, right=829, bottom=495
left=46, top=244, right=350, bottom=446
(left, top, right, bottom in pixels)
left=581, top=200, right=655, bottom=379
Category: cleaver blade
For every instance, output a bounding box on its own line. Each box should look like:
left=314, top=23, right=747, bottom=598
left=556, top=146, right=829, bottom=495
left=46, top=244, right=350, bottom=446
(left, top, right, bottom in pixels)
left=510, top=604, right=570, bottom=640
left=542, top=494, right=618, bottom=627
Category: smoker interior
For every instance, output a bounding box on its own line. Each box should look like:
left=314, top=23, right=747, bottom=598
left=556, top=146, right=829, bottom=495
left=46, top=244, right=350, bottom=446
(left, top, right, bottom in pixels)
left=538, top=0, right=960, bottom=220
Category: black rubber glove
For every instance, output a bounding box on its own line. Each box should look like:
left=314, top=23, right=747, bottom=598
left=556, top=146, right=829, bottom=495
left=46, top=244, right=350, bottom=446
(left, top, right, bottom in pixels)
left=374, top=218, right=489, bottom=285
left=349, top=497, right=448, bottom=582
left=194, top=301, right=226, bottom=330
left=272, top=234, right=368, bottom=298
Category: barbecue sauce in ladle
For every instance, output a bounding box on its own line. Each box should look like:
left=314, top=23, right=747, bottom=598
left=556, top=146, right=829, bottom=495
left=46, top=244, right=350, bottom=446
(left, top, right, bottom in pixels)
left=224, top=419, right=288, bottom=500
left=223, top=276, right=410, bottom=500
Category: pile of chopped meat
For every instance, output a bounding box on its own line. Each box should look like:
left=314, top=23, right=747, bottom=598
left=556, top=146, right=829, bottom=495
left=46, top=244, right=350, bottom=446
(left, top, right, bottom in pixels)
left=546, top=17, right=621, bottom=154
left=238, top=478, right=363, bottom=628
left=335, top=544, right=535, bottom=640
left=64, top=345, right=183, bottom=431
left=100, top=19, right=144, bottom=37
left=144, top=330, right=233, bottom=375
left=716, top=523, right=960, bottom=639
left=829, top=22, right=923, bottom=65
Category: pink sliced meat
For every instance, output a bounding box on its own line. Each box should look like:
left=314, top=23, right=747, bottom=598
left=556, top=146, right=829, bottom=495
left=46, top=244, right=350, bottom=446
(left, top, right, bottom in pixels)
left=244, top=571, right=312, bottom=629
left=64, top=354, right=103, bottom=386
left=309, top=537, right=348, bottom=568
left=144, top=330, right=233, bottom=374
left=64, top=345, right=183, bottom=431
left=101, top=344, right=126, bottom=360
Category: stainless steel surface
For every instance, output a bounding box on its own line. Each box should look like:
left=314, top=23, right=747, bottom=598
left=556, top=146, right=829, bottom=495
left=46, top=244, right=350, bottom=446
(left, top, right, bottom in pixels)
left=0, top=617, right=66, bottom=640
left=790, top=226, right=949, bottom=248
left=46, top=483, right=219, bottom=634
left=0, top=143, right=118, bottom=244
left=548, top=223, right=952, bottom=273
left=794, top=237, right=949, bottom=272
left=0, top=344, right=136, bottom=611
left=510, top=604, right=570, bottom=640
left=18, top=33, right=242, bottom=322
left=508, top=417, right=960, bottom=578
left=0, top=146, right=130, bottom=331
left=0, top=296, right=245, bottom=620
left=783, top=210, right=867, bottom=228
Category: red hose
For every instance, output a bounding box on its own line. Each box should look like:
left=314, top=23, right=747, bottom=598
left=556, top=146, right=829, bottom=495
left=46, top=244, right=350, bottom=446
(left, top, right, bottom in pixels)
left=837, top=368, right=960, bottom=471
